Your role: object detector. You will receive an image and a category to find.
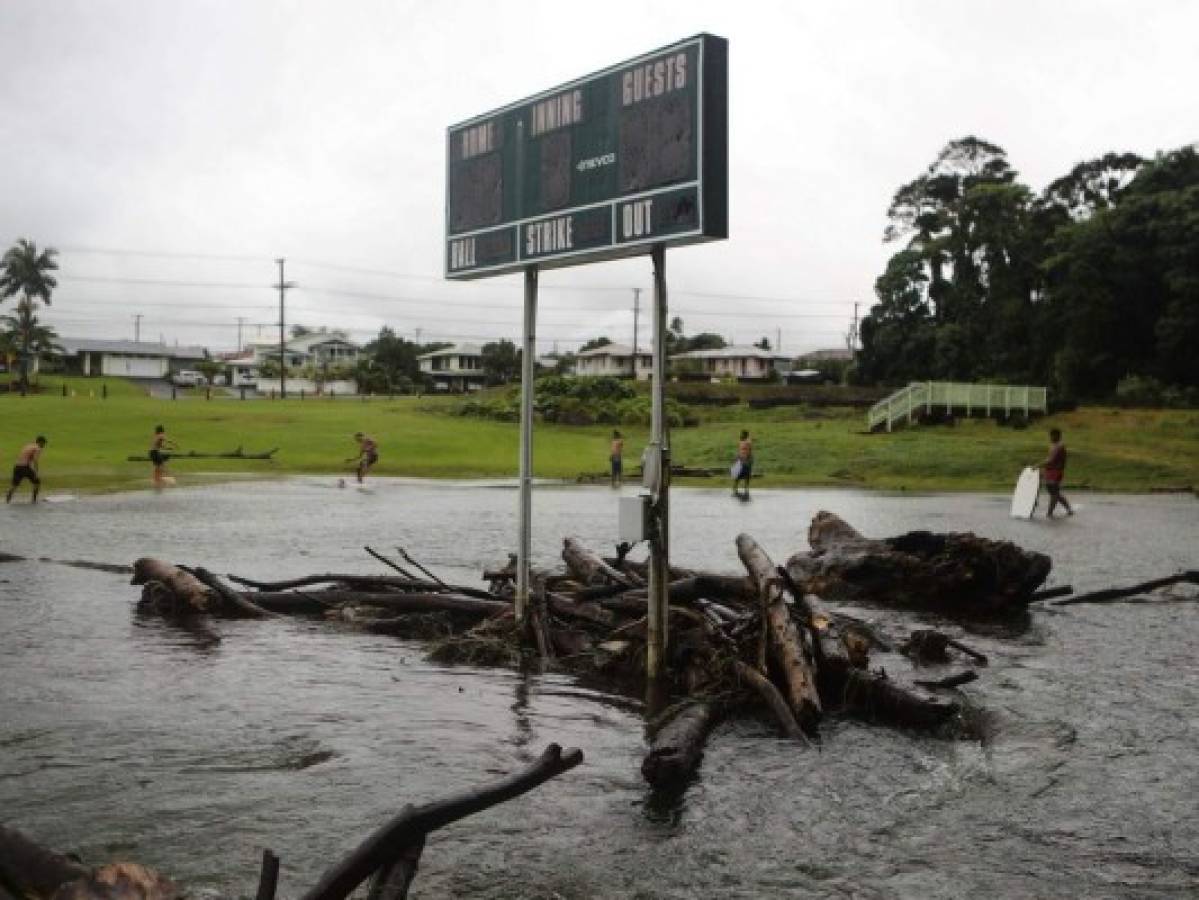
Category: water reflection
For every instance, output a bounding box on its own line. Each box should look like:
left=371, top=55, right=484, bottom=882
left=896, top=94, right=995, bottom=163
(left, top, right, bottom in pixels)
left=132, top=608, right=222, bottom=655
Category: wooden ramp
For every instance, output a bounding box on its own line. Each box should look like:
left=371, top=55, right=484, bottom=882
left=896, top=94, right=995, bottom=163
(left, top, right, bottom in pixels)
left=867, top=381, right=1047, bottom=432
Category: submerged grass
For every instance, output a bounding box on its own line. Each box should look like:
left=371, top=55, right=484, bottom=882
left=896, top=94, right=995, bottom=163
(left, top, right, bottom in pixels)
left=1, top=376, right=1197, bottom=494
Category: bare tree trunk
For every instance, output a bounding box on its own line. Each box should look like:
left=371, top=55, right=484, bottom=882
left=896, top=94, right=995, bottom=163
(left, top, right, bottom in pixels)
left=298, top=744, right=583, bottom=900
left=736, top=534, right=822, bottom=730
left=131, top=558, right=212, bottom=612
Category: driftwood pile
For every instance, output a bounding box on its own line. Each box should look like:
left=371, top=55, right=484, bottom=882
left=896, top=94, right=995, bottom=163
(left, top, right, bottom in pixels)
left=130, top=512, right=1059, bottom=789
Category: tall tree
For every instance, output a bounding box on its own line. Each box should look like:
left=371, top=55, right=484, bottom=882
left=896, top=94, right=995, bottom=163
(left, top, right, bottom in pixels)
left=861, top=138, right=1042, bottom=383
left=579, top=336, right=612, bottom=352
left=1, top=239, right=60, bottom=390
left=1, top=300, right=61, bottom=390
left=1042, top=147, right=1199, bottom=395
left=481, top=339, right=520, bottom=385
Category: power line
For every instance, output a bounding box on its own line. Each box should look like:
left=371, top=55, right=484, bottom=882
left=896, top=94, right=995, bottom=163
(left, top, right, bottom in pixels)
left=58, top=275, right=267, bottom=290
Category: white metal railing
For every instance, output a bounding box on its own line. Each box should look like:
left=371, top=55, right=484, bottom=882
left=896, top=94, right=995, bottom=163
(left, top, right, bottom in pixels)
left=868, top=381, right=1048, bottom=431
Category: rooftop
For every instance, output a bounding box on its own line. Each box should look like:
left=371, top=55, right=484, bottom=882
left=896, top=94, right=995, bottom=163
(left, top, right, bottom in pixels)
left=417, top=342, right=483, bottom=359
left=58, top=338, right=208, bottom=358
left=670, top=345, right=791, bottom=361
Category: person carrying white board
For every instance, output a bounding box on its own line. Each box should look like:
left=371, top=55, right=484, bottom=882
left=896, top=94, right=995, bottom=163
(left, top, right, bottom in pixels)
left=1036, top=428, right=1073, bottom=518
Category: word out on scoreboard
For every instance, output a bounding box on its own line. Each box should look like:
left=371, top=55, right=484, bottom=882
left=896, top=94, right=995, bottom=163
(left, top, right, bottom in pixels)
left=444, top=34, right=728, bottom=279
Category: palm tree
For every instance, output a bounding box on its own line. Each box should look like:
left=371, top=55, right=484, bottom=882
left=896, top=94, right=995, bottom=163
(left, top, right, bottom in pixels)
left=1, top=239, right=60, bottom=391
left=1, top=300, right=62, bottom=391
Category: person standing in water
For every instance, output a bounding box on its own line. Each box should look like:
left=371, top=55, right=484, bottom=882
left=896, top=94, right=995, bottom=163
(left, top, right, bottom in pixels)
left=609, top=430, right=624, bottom=488
left=1037, top=427, right=1073, bottom=518
left=733, top=429, right=754, bottom=498
left=7, top=436, right=46, bottom=504
left=149, top=425, right=177, bottom=488
left=348, top=432, right=379, bottom=484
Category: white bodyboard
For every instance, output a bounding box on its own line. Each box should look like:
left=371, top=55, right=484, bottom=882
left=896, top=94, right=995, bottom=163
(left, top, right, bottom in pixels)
left=1010, top=467, right=1040, bottom=519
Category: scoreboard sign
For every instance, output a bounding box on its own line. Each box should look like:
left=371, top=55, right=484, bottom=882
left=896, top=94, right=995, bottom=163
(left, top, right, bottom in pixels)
left=445, top=34, right=728, bottom=279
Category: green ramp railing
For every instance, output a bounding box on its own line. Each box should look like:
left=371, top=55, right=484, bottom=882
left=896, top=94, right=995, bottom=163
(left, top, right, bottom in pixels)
left=868, top=381, right=1048, bottom=432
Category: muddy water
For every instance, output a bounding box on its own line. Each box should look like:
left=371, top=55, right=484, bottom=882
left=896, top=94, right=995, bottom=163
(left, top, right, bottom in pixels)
left=1, top=480, right=1197, bottom=898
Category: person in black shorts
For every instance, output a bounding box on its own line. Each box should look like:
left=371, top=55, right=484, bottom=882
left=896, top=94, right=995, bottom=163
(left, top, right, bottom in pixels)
left=7, top=436, right=47, bottom=504
left=149, top=425, right=177, bottom=488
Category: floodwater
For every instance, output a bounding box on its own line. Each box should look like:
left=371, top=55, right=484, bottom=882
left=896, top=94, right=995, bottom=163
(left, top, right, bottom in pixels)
left=1, top=480, right=1197, bottom=899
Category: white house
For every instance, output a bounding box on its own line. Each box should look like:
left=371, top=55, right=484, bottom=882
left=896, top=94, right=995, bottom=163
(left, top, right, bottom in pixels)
left=417, top=343, right=485, bottom=391
left=227, top=330, right=362, bottom=391
left=58, top=338, right=208, bottom=378
left=242, top=330, right=361, bottom=372
left=669, top=346, right=792, bottom=381
left=574, top=343, right=652, bottom=379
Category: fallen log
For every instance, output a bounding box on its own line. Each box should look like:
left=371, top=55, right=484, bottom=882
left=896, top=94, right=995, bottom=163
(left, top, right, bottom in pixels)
left=249, top=591, right=510, bottom=618
left=1051, top=571, right=1199, bottom=606
left=298, top=743, right=583, bottom=900
left=365, top=547, right=421, bottom=581
left=125, top=447, right=278, bottom=462
left=365, top=829, right=423, bottom=900
left=732, top=660, right=809, bottom=743
left=192, top=567, right=280, bottom=619
left=1024, top=584, right=1074, bottom=604
left=787, top=511, right=1052, bottom=617
left=839, top=669, right=960, bottom=730
left=53, top=864, right=181, bottom=900
left=913, top=671, right=979, bottom=690
left=545, top=593, right=615, bottom=628
left=256, top=850, right=280, bottom=900
left=640, top=700, right=722, bottom=786
left=736, top=534, right=822, bottom=730
left=131, top=558, right=212, bottom=612
left=562, top=538, right=632, bottom=587
left=227, top=572, right=499, bottom=602
left=0, top=824, right=89, bottom=900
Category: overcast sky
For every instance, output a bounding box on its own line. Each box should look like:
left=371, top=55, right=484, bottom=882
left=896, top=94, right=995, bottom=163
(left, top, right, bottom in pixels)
left=2, top=0, right=1195, bottom=355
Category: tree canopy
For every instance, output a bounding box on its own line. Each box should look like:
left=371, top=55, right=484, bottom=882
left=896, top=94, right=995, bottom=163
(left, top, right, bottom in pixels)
left=857, top=139, right=1199, bottom=399
left=1, top=239, right=60, bottom=390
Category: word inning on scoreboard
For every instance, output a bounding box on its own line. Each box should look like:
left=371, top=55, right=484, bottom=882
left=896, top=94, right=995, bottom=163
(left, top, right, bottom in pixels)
left=444, top=34, right=727, bottom=280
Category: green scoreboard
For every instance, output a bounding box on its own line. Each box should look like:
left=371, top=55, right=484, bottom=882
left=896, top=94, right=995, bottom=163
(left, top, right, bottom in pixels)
left=445, top=34, right=728, bottom=279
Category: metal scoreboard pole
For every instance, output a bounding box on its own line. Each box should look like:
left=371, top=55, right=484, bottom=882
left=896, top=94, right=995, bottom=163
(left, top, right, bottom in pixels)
left=647, top=244, right=670, bottom=679
left=515, top=264, right=539, bottom=626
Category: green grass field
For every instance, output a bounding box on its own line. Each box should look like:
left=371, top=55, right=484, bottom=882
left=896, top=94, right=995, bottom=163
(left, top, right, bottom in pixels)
left=1, top=376, right=1197, bottom=494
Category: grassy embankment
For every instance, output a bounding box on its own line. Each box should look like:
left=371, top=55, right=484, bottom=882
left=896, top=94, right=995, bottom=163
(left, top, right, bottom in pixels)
left=1, top=376, right=1197, bottom=494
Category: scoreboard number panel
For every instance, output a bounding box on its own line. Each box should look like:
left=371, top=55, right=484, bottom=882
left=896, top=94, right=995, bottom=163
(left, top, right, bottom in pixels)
left=445, top=33, right=727, bottom=279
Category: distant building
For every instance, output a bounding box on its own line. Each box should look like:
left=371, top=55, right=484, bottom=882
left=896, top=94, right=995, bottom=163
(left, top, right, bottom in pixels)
left=669, top=345, right=791, bottom=381
left=58, top=338, right=207, bottom=378
left=227, top=330, right=361, bottom=389
left=242, top=330, right=361, bottom=372
left=574, top=343, right=652, bottom=379
left=417, top=343, right=485, bottom=391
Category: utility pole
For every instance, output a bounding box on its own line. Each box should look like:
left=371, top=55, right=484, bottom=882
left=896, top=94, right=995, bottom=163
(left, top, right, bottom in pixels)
left=632, top=287, right=641, bottom=377
left=236, top=317, right=245, bottom=352
left=847, top=302, right=860, bottom=352
left=415, top=327, right=422, bottom=344
left=133, top=314, right=142, bottom=343
left=776, top=326, right=782, bottom=353
left=274, top=259, right=296, bottom=398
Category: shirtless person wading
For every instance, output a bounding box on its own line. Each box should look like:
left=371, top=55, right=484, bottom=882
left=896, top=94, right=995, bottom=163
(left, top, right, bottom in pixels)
left=150, top=425, right=177, bottom=488
left=349, top=432, right=379, bottom=484
left=7, top=436, right=47, bottom=504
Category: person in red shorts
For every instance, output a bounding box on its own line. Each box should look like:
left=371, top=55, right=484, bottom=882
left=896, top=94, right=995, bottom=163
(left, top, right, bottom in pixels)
left=1038, top=427, right=1073, bottom=518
